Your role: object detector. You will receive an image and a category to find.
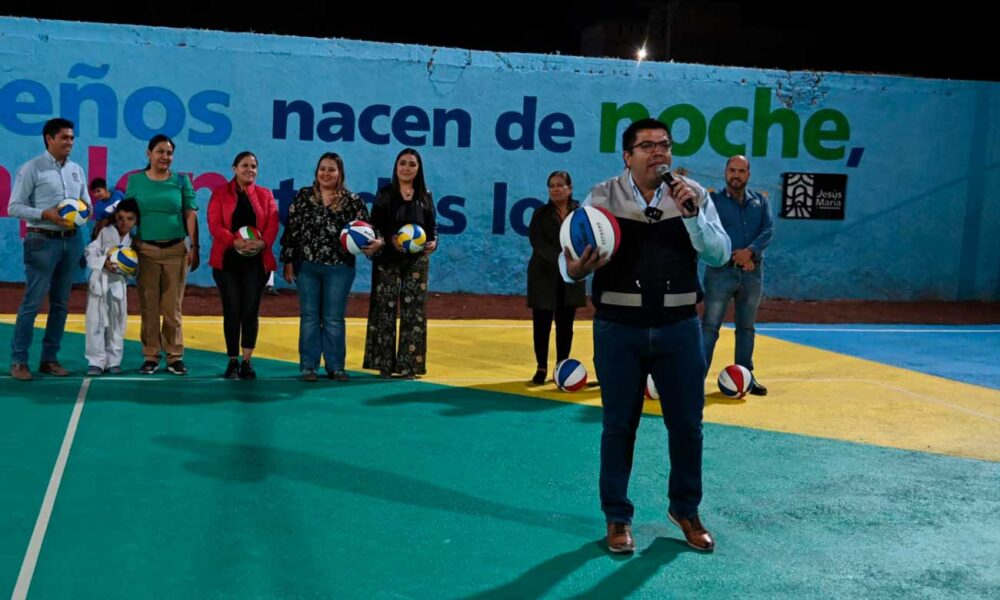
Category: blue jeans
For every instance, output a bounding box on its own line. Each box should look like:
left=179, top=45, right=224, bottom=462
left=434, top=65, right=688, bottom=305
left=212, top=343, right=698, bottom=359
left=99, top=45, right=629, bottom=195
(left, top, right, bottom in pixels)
left=594, top=316, right=707, bottom=523
left=296, top=261, right=355, bottom=373
left=11, top=232, right=83, bottom=365
left=701, top=264, right=763, bottom=373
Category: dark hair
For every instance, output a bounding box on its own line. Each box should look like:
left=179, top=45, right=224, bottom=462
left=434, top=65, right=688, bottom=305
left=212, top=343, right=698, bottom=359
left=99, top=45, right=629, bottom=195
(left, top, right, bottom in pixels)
left=89, top=177, right=108, bottom=191
left=622, top=118, right=671, bottom=153
left=115, top=197, right=140, bottom=226
left=391, top=148, right=429, bottom=207
left=232, top=151, right=258, bottom=168
left=312, top=152, right=346, bottom=206
left=42, top=118, right=74, bottom=148
left=144, top=134, right=176, bottom=170
left=547, top=171, right=573, bottom=187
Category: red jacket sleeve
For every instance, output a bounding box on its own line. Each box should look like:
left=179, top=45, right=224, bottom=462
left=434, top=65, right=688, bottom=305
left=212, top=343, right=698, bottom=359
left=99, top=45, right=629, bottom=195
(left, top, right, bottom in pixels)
left=208, top=185, right=234, bottom=251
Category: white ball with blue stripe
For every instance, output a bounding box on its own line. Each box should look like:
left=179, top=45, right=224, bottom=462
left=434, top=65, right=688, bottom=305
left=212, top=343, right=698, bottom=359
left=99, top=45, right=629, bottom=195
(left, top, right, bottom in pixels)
left=340, top=220, right=376, bottom=256
left=108, top=245, right=139, bottom=276
left=559, top=206, right=621, bottom=261
left=57, top=198, right=91, bottom=228
left=394, top=223, right=427, bottom=254
left=554, top=358, right=588, bottom=392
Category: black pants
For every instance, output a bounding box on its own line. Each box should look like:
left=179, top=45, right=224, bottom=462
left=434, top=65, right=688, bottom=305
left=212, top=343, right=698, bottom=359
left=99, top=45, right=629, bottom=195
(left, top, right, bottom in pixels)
left=212, top=262, right=267, bottom=357
left=532, top=301, right=577, bottom=369
left=533, top=279, right=579, bottom=368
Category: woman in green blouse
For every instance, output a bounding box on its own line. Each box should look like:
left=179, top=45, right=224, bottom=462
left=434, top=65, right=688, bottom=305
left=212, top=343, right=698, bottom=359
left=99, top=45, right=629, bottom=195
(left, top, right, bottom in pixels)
left=126, top=134, right=200, bottom=376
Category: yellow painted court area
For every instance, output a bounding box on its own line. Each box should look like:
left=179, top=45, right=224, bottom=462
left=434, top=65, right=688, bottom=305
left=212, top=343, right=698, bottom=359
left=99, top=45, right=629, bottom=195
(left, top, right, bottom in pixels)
left=40, top=316, right=1000, bottom=463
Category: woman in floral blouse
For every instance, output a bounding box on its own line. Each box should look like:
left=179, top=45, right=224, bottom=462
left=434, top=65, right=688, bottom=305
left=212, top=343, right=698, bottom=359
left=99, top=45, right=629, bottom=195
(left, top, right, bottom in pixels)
left=280, top=153, right=381, bottom=382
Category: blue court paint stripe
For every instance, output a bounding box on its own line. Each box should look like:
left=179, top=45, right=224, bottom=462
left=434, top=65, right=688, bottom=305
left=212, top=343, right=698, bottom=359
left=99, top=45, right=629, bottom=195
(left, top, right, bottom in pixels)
left=757, top=324, right=1000, bottom=389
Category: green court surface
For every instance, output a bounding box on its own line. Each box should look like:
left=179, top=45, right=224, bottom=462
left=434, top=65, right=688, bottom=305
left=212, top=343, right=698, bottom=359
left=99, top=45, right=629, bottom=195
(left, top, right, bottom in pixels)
left=2, top=321, right=999, bottom=599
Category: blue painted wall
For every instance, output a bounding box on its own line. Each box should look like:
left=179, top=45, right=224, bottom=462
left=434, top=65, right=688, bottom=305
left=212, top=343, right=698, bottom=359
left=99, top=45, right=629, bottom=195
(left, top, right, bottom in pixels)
left=1, top=18, right=997, bottom=300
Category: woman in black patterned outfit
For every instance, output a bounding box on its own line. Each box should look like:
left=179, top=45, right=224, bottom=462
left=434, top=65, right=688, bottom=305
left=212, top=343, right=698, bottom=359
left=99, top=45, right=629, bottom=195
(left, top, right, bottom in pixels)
left=363, top=148, right=438, bottom=379
left=280, top=153, right=380, bottom=382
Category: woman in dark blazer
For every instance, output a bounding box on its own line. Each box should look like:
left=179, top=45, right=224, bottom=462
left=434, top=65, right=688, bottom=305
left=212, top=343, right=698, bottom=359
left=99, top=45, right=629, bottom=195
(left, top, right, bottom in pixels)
left=526, top=171, right=586, bottom=384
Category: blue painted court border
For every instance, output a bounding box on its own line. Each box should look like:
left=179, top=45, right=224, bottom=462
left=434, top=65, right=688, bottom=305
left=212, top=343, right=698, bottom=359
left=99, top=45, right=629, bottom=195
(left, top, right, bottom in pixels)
left=756, top=324, right=1000, bottom=389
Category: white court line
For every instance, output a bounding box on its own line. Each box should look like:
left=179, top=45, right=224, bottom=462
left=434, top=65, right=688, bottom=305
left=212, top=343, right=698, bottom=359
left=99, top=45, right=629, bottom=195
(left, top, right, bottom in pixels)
left=12, top=378, right=91, bottom=600
left=768, top=377, right=1000, bottom=424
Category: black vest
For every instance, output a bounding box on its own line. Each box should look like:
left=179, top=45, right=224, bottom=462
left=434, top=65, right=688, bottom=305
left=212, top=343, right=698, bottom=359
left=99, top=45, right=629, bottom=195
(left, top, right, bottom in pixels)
left=589, top=171, right=703, bottom=327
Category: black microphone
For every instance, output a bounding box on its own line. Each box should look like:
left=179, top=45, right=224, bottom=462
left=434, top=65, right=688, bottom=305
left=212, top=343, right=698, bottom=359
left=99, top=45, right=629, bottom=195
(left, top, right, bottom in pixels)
left=656, top=164, right=695, bottom=213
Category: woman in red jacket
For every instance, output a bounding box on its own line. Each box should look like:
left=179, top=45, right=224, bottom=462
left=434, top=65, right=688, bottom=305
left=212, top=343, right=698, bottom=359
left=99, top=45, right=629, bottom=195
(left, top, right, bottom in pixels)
left=207, top=151, right=279, bottom=379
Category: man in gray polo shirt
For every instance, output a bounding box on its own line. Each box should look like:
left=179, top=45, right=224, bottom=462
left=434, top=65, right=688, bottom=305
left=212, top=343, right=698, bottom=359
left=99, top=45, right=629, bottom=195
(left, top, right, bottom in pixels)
left=7, top=117, right=92, bottom=380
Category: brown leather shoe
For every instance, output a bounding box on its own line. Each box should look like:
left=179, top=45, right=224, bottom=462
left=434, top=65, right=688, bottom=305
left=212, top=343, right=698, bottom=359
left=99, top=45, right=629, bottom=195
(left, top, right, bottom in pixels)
left=10, top=364, right=33, bottom=381
left=668, top=511, right=715, bottom=552
left=39, top=361, right=70, bottom=377
left=606, top=522, right=636, bottom=554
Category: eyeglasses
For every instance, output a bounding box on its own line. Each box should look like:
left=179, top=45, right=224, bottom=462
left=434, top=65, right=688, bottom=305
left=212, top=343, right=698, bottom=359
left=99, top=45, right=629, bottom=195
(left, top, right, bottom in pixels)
left=630, top=140, right=672, bottom=153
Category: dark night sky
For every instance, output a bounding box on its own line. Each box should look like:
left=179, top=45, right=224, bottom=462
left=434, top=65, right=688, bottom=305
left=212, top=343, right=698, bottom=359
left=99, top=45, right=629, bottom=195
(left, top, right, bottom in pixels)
left=3, top=1, right=995, bottom=82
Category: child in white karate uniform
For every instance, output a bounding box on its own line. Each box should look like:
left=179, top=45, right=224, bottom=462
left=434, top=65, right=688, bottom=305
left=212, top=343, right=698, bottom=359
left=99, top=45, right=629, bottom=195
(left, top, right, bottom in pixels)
left=85, top=199, right=139, bottom=375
